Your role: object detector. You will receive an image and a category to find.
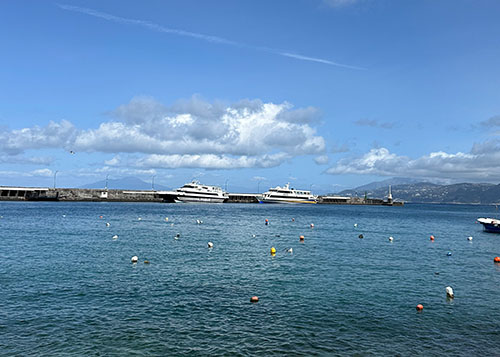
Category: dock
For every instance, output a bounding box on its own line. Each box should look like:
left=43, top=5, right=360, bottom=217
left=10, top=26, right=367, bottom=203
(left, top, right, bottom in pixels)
left=0, top=186, right=402, bottom=205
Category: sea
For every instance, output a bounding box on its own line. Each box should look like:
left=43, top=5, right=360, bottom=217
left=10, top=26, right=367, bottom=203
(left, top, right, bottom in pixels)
left=0, top=201, right=499, bottom=356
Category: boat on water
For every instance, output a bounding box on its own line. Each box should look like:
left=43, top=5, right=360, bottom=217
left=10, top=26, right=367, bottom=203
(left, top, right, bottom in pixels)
left=260, top=183, right=317, bottom=204
left=173, top=181, right=228, bottom=203
left=477, top=217, right=500, bottom=233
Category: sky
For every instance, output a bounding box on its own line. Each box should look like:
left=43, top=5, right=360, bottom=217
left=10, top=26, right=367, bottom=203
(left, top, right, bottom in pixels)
left=1, top=0, right=500, bottom=193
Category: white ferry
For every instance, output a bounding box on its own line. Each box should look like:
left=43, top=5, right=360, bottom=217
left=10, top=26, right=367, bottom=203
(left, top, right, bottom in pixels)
left=260, top=183, right=317, bottom=204
left=174, top=181, right=228, bottom=203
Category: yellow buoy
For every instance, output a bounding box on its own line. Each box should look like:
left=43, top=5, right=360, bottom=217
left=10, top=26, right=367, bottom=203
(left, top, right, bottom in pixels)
left=270, top=247, right=276, bottom=255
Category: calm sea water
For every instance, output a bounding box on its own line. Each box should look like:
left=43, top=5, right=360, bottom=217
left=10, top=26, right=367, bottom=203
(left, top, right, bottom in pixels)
left=0, top=201, right=499, bottom=356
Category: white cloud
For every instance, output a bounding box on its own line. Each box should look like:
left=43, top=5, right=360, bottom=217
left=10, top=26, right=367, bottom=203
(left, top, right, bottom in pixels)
left=0, top=96, right=324, bottom=170
left=0, top=120, right=76, bottom=154
left=314, top=155, right=330, bottom=165
left=72, top=97, right=325, bottom=168
left=31, top=168, right=54, bottom=177
left=326, top=146, right=500, bottom=181
left=114, top=153, right=291, bottom=170
left=479, top=115, right=500, bottom=127
left=0, top=169, right=54, bottom=178
left=0, top=154, right=53, bottom=165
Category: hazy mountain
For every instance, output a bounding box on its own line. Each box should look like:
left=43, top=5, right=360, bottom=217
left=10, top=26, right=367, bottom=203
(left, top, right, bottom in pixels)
left=339, top=181, right=500, bottom=204
left=80, top=177, right=170, bottom=191
left=348, top=177, right=423, bottom=192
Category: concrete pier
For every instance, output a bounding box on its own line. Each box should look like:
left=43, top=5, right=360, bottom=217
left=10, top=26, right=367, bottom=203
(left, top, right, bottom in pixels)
left=0, top=186, right=403, bottom=205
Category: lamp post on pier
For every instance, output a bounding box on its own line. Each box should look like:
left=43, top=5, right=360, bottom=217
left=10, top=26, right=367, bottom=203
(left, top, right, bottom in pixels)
left=152, top=175, right=156, bottom=191
left=53, top=170, right=58, bottom=189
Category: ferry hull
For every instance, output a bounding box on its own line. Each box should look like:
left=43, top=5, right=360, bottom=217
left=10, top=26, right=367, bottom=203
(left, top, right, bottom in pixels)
left=174, top=196, right=226, bottom=203
left=480, top=223, right=500, bottom=233
left=259, top=198, right=317, bottom=204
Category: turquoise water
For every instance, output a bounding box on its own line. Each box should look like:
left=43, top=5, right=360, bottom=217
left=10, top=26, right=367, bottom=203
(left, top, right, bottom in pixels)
left=0, top=202, right=499, bottom=356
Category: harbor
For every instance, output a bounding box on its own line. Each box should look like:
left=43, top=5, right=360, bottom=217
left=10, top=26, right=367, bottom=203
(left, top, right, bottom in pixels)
left=0, top=186, right=402, bottom=205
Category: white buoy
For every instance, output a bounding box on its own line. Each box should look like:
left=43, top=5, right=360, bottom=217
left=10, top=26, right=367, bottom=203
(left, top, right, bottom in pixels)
left=138, top=217, right=142, bottom=221
left=252, top=234, right=256, bottom=238
left=62, top=214, right=66, bottom=218
left=354, top=223, right=358, bottom=227
left=208, top=242, right=214, bottom=248
left=389, top=236, right=394, bottom=242
left=467, top=236, right=473, bottom=241
left=106, top=222, right=110, bottom=227
left=286, top=248, right=293, bottom=254
left=446, top=286, right=454, bottom=298
left=310, top=223, right=314, bottom=228
left=165, top=217, right=169, bottom=221
left=131, top=256, right=138, bottom=263
left=112, top=235, right=118, bottom=239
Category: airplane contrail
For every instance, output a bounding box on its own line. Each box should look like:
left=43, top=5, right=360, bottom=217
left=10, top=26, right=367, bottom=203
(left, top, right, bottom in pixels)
left=58, top=4, right=365, bottom=70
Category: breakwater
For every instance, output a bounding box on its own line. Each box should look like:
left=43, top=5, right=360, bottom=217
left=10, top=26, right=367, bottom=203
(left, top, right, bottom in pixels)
left=0, top=186, right=402, bottom=205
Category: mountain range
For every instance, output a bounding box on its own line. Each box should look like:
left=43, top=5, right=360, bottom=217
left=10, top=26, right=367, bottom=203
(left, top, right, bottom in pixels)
left=79, top=177, right=170, bottom=191
left=339, top=181, right=500, bottom=204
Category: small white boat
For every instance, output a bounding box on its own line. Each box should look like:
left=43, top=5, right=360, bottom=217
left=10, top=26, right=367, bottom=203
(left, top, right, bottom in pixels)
left=477, top=217, right=500, bottom=233
left=260, top=183, right=317, bottom=204
left=173, top=181, right=228, bottom=203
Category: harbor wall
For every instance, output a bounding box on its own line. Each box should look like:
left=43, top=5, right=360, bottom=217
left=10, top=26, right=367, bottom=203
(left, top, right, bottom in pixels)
left=0, top=186, right=402, bottom=205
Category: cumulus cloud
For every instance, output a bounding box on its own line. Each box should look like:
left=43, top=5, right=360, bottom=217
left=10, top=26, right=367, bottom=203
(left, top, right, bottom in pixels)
left=0, top=169, right=54, bottom=178
left=479, top=115, right=500, bottom=128
left=0, top=96, right=325, bottom=170
left=326, top=146, right=500, bottom=181
left=314, top=155, right=330, bottom=165
left=108, top=153, right=291, bottom=170
left=31, top=168, right=54, bottom=177
left=0, top=120, right=76, bottom=155
left=0, top=154, right=53, bottom=165
left=73, top=97, right=325, bottom=166
left=354, top=119, right=396, bottom=129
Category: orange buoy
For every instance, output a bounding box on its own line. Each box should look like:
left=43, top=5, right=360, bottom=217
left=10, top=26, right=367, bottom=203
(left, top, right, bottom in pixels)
left=430, top=235, right=435, bottom=241
left=494, top=256, right=500, bottom=263
left=250, top=296, right=259, bottom=303
left=416, top=304, right=424, bottom=311
left=265, top=219, right=269, bottom=226
left=99, top=215, right=103, bottom=219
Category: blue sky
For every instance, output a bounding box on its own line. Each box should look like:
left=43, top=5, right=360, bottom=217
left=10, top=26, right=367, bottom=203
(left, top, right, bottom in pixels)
left=1, top=0, right=500, bottom=193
